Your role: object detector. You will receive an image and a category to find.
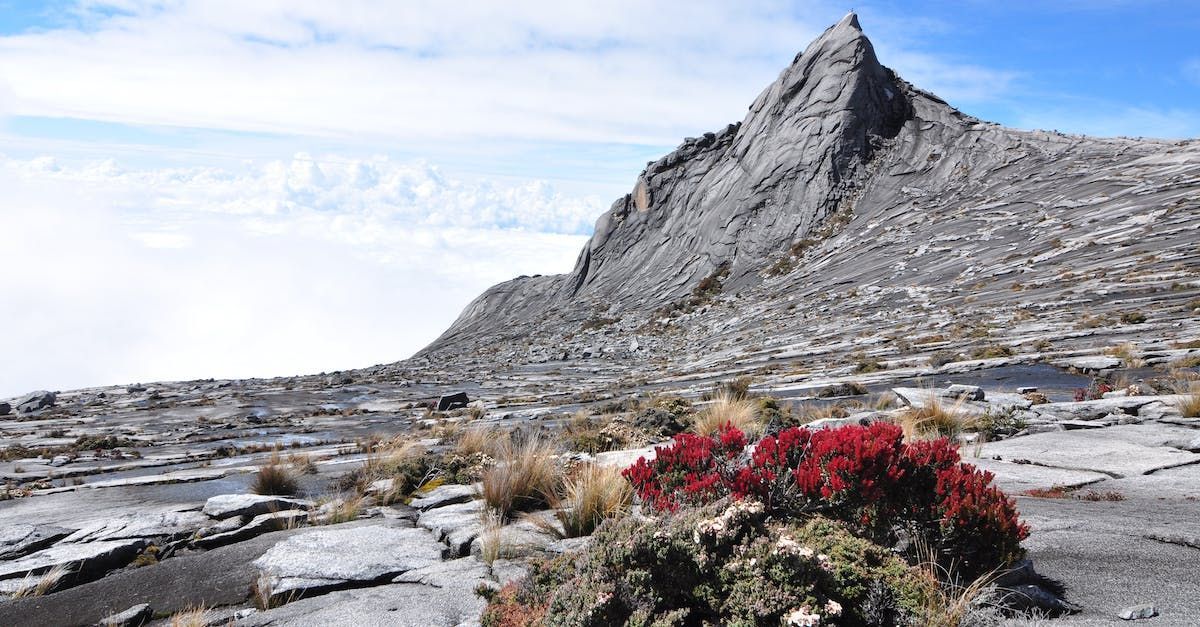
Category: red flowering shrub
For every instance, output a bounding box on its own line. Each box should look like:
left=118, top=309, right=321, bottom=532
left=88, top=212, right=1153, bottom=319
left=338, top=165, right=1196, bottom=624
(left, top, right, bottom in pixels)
left=621, top=428, right=745, bottom=511
left=623, top=422, right=1028, bottom=579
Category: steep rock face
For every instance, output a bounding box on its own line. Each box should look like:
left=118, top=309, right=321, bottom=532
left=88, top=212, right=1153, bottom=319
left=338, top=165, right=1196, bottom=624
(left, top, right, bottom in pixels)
left=420, top=13, right=1200, bottom=362
left=429, top=14, right=918, bottom=347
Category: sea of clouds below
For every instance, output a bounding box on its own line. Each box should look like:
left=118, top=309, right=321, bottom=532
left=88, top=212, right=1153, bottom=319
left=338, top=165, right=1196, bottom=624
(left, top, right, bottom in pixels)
left=0, top=154, right=599, bottom=397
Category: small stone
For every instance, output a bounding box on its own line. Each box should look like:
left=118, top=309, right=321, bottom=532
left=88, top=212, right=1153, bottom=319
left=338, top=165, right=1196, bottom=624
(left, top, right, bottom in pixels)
left=1018, top=386, right=1038, bottom=394
left=944, top=384, right=985, bottom=401
left=0, top=402, right=10, bottom=416
left=99, top=603, right=153, bottom=627
left=1119, top=604, right=1159, bottom=620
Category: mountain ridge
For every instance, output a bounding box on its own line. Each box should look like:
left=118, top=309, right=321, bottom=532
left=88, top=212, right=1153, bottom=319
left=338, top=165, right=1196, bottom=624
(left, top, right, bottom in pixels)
left=416, top=13, right=1199, bottom=376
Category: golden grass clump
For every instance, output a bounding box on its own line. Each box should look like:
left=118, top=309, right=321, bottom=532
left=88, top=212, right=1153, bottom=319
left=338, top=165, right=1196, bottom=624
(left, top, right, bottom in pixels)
left=1173, top=378, right=1200, bottom=418
left=480, top=434, right=561, bottom=520
left=479, top=509, right=504, bottom=566
left=692, top=393, right=763, bottom=437
left=251, top=457, right=299, bottom=496
left=911, top=539, right=1002, bottom=627
left=455, top=426, right=494, bottom=458
left=895, top=393, right=974, bottom=441
left=550, top=463, right=633, bottom=538
left=11, top=564, right=71, bottom=598
left=1104, top=342, right=1145, bottom=368
left=169, top=605, right=212, bottom=627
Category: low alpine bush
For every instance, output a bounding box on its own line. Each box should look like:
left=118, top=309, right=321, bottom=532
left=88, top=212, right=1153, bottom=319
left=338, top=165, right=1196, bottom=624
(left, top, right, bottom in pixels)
left=623, top=422, right=1027, bottom=580
left=480, top=500, right=936, bottom=626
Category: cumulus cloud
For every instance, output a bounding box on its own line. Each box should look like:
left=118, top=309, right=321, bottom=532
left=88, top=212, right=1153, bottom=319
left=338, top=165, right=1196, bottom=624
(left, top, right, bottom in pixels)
left=0, top=154, right=594, bottom=396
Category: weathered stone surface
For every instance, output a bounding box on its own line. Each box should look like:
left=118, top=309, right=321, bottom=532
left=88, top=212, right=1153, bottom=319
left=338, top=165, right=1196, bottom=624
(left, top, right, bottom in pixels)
left=391, top=556, right=490, bottom=589
left=417, top=500, right=483, bottom=554
left=1056, top=356, right=1122, bottom=372
left=968, top=456, right=1109, bottom=493
left=239, top=582, right=486, bottom=627
left=193, top=510, right=307, bottom=549
left=409, top=484, right=477, bottom=511
left=0, top=524, right=72, bottom=560
left=491, top=558, right=530, bottom=588
left=202, top=494, right=313, bottom=520
left=0, top=538, right=147, bottom=583
left=253, top=525, right=444, bottom=599
left=470, top=514, right=558, bottom=560
left=98, top=602, right=153, bottom=627
left=1031, top=397, right=1158, bottom=422
left=63, top=510, right=209, bottom=543
left=981, top=426, right=1200, bottom=478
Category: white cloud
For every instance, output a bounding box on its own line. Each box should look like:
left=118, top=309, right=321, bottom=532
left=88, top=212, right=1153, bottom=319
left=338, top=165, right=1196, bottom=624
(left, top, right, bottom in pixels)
left=0, top=154, right=593, bottom=397
left=0, top=1, right=1027, bottom=147
left=0, top=1, right=837, bottom=145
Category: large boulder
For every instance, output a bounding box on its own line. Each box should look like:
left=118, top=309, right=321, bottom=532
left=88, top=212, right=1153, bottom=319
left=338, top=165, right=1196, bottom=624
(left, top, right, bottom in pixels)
left=436, top=392, right=470, bottom=411
left=14, top=390, right=56, bottom=414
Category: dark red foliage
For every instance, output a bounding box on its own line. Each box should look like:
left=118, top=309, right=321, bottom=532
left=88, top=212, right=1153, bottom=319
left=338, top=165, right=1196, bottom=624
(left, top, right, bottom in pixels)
left=623, top=422, right=1029, bottom=578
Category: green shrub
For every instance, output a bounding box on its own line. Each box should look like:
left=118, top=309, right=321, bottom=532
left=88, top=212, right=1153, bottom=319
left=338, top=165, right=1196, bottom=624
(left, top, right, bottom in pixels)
left=481, top=501, right=935, bottom=626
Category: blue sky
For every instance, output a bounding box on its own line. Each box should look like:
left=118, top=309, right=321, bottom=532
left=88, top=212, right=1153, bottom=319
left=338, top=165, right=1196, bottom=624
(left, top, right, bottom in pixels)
left=0, top=1, right=1197, bottom=395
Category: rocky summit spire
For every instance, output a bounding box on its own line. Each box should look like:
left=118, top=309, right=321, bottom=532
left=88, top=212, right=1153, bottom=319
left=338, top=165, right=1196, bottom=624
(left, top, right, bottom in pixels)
left=558, top=12, right=910, bottom=304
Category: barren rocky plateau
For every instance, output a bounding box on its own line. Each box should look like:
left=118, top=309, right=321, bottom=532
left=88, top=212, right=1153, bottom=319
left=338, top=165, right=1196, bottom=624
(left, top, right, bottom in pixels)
left=2, top=12, right=1199, bottom=627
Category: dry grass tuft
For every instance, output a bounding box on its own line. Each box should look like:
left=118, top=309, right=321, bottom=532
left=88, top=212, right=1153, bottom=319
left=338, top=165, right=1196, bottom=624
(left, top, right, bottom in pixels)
left=11, top=564, right=71, bottom=598
left=479, top=509, right=505, bottom=566
left=1104, top=342, right=1144, bottom=368
left=480, top=434, right=561, bottom=520
left=341, top=437, right=433, bottom=502
left=895, top=393, right=974, bottom=441
left=455, top=427, right=494, bottom=457
left=1173, top=379, right=1200, bottom=418
left=169, top=605, right=212, bottom=627
left=251, top=461, right=299, bottom=496
left=912, top=540, right=1002, bottom=627
left=692, top=393, right=763, bottom=437
left=549, top=464, right=633, bottom=538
